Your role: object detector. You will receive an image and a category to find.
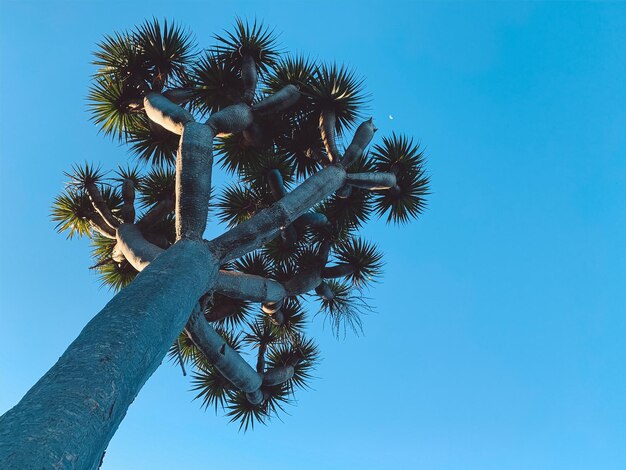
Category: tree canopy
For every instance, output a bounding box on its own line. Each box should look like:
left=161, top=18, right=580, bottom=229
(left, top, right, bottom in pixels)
left=51, top=18, right=430, bottom=431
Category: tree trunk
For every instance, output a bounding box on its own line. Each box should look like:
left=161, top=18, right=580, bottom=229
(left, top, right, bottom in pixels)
left=0, top=239, right=218, bottom=469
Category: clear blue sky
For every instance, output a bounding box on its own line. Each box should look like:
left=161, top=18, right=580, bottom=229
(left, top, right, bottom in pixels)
left=1, top=1, right=625, bottom=469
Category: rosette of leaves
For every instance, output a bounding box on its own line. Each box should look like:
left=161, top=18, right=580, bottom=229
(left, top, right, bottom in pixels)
left=370, top=133, right=430, bottom=224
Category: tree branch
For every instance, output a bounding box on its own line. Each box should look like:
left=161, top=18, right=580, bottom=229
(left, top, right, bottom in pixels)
left=185, top=305, right=262, bottom=393
left=176, top=123, right=215, bottom=240
left=252, top=85, right=300, bottom=116
left=346, top=172, right=396, bottom=190
left=215, top=270, right=286, bottom=303
left=315, top=281, right=335, bottom=300
left=284, top=269, right=323, bottom=296
left=88, top=220, right=116, bottom=239
left=162, top=87, right=197, bottom=105
left=110, top=228, right=267, bottom=397
left=211, top=164, right=347, bottom=261
left=0, top=239, right=218, bottom=468
left=319, top=110, right=340, bottom=163
left=241, top=54, right=257, bottom=105
left=85, top=183, right=119, bottom=230
left=114, top=223, right=165, bottom=271
left=120, top=179, right=136, bottom=223
left=339, top=118, right=377, bottom=168
left=256, top=342, right=267, bottom=374
left=321, top=263, right=356, bottom=279
left=136, top=199, right=174, bottom=230
left=206, top=103, right=254, bottom=134
left=86, top=210, right=116, bottom=239
left=144, top=92, right=194, bottom=135
left=262, top=366, right=294, bottom=386
left=294, top=212, right=329, bottom=231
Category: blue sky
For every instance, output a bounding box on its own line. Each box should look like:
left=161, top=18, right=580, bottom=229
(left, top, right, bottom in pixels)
left=1, top=1, right=625, bottom=469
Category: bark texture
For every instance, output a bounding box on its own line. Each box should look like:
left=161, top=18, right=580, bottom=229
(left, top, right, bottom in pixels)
left=176, top=122, right=215, bottom=239
left=0, top=240, right=218, bottom=470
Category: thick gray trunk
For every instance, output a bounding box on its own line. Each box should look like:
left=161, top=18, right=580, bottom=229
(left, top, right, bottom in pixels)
left=0, top=240, right=218, bottom=470
left=110, top=230, right=266, bottom=395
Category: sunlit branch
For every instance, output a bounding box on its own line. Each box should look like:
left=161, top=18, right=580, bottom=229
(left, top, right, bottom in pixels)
left=86, top=210, right=116, bottom=239
left=85, top=183, right=119, bottom=230
left=144, top=92, right=194, bottom=135
left=114, top=223, right=164, bottom=271
left=210, top=117, right=376, bottom=261
left=88, top=220, right=116, bottom=239
left=319, top=110, right=340, bottom=163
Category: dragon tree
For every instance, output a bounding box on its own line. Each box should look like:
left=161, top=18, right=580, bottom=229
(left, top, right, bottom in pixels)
left=0, top=19, right=430, bottom=469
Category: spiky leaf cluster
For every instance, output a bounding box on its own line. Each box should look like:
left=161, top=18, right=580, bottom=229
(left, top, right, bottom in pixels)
left=308, top=63, right=367, bottom=134
left=370, top=133, right=430, bottom=224
left=214, top=19, right=280, bottom=74
left=334, top=238, right=384, bottom=287
left=89, top=19, right=195, bottom=145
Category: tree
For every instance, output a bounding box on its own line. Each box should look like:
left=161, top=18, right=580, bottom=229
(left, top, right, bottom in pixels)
left=0, top=19, right=429, bottom=469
